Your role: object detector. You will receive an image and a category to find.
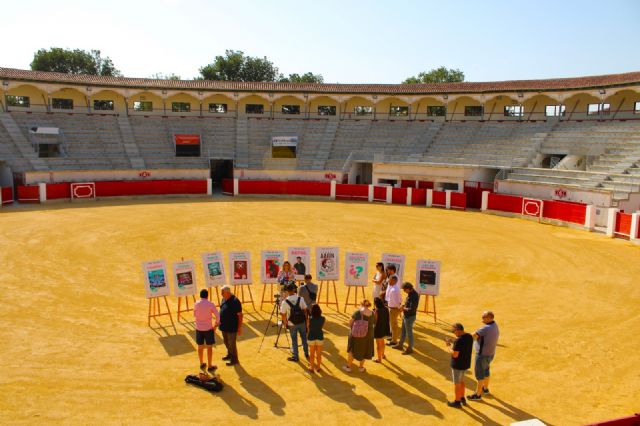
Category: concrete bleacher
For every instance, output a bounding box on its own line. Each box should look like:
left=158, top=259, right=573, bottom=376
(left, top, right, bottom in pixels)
left=0, top=119, right=32, bottom=172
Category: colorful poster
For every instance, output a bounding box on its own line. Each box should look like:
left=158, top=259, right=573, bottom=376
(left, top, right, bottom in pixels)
left=201, top=252, right=226, bottom=287
left=261, top=250, right=284, bottom=284
left=173, top=260, right=198, bottom=297
left=316, top=246, right=340, bottom=281
left=229, top=251, right=252, bottom=285
left=415, top=259, right=441, bottom=296
left=344, top=252, right=369, bottom=286
left=287, top=246, right=311, bottom=280
left=382, top=253, right=406, bottom=283
left=142, top=260, right=170, bottom=298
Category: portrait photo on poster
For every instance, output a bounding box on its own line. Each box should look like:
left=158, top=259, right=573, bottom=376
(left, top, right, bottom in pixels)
left=201, top=252, right=226, bottom=287
left=316, top=246, right=340, bottom=281
left=288, top=246, right=310, bottom=280
left=142, top=259, right=170, bottom=298
left=415, top=259, right=441, bottom=296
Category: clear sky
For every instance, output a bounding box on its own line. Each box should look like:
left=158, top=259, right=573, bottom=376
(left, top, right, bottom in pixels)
left=2, top=0, right=639, bottom=83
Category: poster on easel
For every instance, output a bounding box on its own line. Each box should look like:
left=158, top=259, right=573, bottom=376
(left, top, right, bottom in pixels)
left=415, top=259, right=441, bottom=296
left=344, top=252, right=368, bottom=286
left=229, top=251, right=252, bottom=285
left=201, top=252, right=226, bottom=287
left=261, top=250, right=284, bottom=284
left=287, top=246, right=311, bottom=280
left=143, top=260, right=170, bottom=298
left=316, top=246, right=340, bottom=281
left=382, top=253, right=406, bottom=282
left=173, top=260, right=198, bottom=297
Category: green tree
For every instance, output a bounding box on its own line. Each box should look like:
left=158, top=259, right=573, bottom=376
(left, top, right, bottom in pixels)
left=199, top=50, right=280, bottom=82
left=402, top=66, right=464, bottom=84
left=279, top=72, right=324, bottom=83
left=149, top=72, right=181, bottom=80
left=30, top=48, right=121, bottom=76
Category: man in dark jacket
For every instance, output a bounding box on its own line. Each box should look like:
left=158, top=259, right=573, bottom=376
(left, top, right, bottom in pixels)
left=393, top=282, right=420, bottom=355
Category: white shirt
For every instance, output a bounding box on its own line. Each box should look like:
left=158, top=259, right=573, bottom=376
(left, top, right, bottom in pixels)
left=385, top=283, right=402, bottom=308
left=280, top=294, right=307, bottom=317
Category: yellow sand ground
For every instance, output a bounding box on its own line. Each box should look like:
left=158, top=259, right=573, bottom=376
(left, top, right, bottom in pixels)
left=1, top=198, right=639, bottom=425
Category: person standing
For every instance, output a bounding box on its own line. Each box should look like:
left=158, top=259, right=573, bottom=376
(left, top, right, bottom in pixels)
left=372, top=297, right=390, bottom=363
left=277, top=261, right=296, bottom=285
left=371, top=262, right=386, bottom=300
left=446, top=323, right=473, bottom=408
left=307, top=304, right=325, bottom=373
left=218, top=285, right=243, bottom=366
left=280, top=283, right=309, bottom=362
left=194, top=289, right=220, bottom=373
left=298, top=274, right=318, bottom=307
left=468, top=311, right=500, bottom=400
left=384, top=273, right=402, bottom=346
left=343, top=300, right=375, bottom=373
left=393, top=282, right=419, bottom=355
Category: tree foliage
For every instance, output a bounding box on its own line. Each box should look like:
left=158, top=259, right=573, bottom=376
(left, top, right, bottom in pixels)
left=149, top=72, right=181, bottom=80
left=30, top=48, right=121, bottom=76
left=279, top=72, right=324, bottom=84
left=402, top=66, right=464, bottom=84
left=199, top=50, right=280, bottom=82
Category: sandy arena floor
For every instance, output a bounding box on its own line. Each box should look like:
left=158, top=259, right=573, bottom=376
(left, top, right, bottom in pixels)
left=0, top=197, right=639, bottom=425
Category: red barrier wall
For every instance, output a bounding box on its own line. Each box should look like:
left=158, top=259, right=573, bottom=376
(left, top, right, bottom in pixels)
left=418, top=181, right=434, bottom=189
left=400, top=180, right=416, bottom=188
left=392, top=187, right=407, bottom=205
left=487, top=193, right=523, bottom=214
left=615, top=212, right=632, bottom=237
left=465, top=181, right=493, bottom=209
left=432, top=190, right=446, bottom=206
left=373, top=186, right=387, bottom=202
left=543, top=200, right=587, bottom=225
left=46, top=183, right=72, bottom=200
left=238, top=180, right=330, bottom=197
left=1, top=187, right=14, bottom=204
left=450, top=192, right=467, bottom=210
left=17, top=185, right=40, bottom=202
left=95, top=180, right=207, bottom=197
left=412, top=188, right=426, bottom=205
left=222, top=178, right=234, bottom=196
left=336, top=183, right=369, bottom=201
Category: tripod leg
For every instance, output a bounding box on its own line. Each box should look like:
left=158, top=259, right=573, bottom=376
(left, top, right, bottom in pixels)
left=258, top=300, right=279, bottom=352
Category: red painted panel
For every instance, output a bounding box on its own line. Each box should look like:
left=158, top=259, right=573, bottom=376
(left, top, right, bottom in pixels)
left=432, top=190, right=446, bottom=206
left=417, top=181, right=434, bottom=189
left=17, top=185, right=40, bottom=202
left=46, top=183, right=71, bottom=200
left=391, top=187, right=407, bottom=204
left=487, top=193, right=523, bottom=214
left=238, top=180, right=330, bottom=196
left=95, top=180, right=207, bottom=197
left=585, top=413, right=640, bottom=426
left=543, top=200, right=587, bottom=225
left=286, top=181, right=331, bottom=196
left=411, top=188, right=426, bottom=205
left=1, top=187, right=14, bottom=204
left=335, top=183, right=368, bottom=200
left=400, top=179, right=416, bottom=188
left=222, top=178, right=234, bottom=195
left=615, top=212, right=632, bottom=237
left=450, top=192, right=467, bottom=210
left=373, top=186, right=387, bottom=202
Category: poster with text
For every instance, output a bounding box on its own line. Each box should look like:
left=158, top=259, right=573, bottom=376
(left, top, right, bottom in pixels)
left=201, top=252, right=226, bottom=287
left=142, top=260, right=170, bottom=298
left=261, top=250, right=284, bottom=284
left=316, top=246, right=340, bottom=281
left=344, top=252, right=369, bottom=286
left=415, top=259, right=441, bottom=296
left=382, top=253, right=406, bottom=283
left=173, top=260, right=198, bottom=297
left=287, top=246, right=311, bottom=280
left=229, top=251, right=252, bottom=285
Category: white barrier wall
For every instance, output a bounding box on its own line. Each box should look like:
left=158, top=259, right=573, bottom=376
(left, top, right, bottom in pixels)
left=25, top=168, right=209, bottom=184
left=234, top=168, right=343, bottom=182
left=496, top=180, right=613, bottom=207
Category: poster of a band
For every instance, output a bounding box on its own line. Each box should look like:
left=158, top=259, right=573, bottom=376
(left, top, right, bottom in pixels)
left=173, top=260, right=197, bottom=297
left=316, top=246, right=340, bottom=281
left=201, top=252, right=226, bottom=287
left=381, top=253, right=406, bottom=282
left=142, top=260, right=170, bottom=298
left=261, top=250, right=284, bottom=284
left=415, top=259, right=441, bottom=296
left=344, top=252, right=369, bottom=286
left=287, top=246, right=311, bottom=280
left=229, top=251, right=252, bottom=285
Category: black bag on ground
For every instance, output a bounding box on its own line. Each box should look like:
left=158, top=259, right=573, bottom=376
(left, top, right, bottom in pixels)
left=185, top=374, right=223, bottom=392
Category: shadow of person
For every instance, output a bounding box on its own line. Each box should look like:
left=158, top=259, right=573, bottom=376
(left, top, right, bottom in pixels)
left=216, top=382, right=259, bottom=419
left=235, top=365, right=286, bottom=416
left=323, top=317, right=351, bottom=337
left=158, top=334, right=195, bottom=357
left=482, top=396, right=551, bottom=425
left=458, top=402, right=502, bottom=426
left=311, top=371, right=382, bottom=419
left=382, top=356, right=447, bottom=402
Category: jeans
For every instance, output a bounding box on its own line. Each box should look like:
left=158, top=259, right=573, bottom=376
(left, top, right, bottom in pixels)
left=474, top=354, right=494, bottom=380
left=289, top=322, right=309, bottom=359
left=399, top=314, right=416, bottom=349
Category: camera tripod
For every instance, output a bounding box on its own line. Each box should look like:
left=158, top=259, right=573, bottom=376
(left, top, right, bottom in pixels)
left=258, top=294, right=290, bottom=352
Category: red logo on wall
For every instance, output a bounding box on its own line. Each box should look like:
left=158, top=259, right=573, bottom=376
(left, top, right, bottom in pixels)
left=522, top=198, right=543, bottom=218
left=554, top=188, right=567, bottom=199
left=139, top=171, right=151, bottom=178
left=325, top=173, right=337, bottom=180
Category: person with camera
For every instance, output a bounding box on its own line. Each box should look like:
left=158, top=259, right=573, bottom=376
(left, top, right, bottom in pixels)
left=298, top=274, right=318, bottom=307
left=446, top=322, right=473, bottom=408
left=393, top=282, right=420, bottom=355
left=280, top=283, right=309, bottom=362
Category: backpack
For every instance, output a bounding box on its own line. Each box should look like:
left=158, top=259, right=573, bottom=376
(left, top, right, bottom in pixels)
left=185, top=374, right=223, bottom=392
left=351, top=311, right=369, bottom=338
left=286, top=297, right=306, bottom=325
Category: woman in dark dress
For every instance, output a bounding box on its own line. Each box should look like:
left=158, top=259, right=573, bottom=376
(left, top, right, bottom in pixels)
left=307, top=304, right=325, bottom=373
left=343, top=300, right=375, bottom=373
left=373, top=296, right=391, bottom=363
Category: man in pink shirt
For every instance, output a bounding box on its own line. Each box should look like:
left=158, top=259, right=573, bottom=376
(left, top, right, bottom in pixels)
left=194, top=289, right=220, bottom=372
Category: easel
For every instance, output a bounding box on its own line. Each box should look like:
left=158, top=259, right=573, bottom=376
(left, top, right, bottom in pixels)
left=208, top=286, right=221, bottom=305
left=421, top=294, right=437, bottom=323
left=148, top=296, right=174, bottom=326
left=234, top=284, right=256, bottom=311
left=260, top=283, right=279, bottom=310
left=317, top=280, right=340, bottom=311
left=177, top=295, right=197, bottom=321
left=343, top=285, right=366, bottom=313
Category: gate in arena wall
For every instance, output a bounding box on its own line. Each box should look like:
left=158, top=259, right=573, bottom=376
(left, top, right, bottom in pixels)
left=209, top=159, right=234, bottom=189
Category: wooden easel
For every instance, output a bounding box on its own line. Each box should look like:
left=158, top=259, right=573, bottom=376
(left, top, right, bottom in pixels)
left=208, top=287, right=221, bottom=305
left=260, top=283, right=279, bottom=310
left=343, top=285, right=366, bottom=313
left=421, top=294, right=437, bottom=323
left=317, top=280, right=340, bottom=310
left=148, top=296, right=174, bottom=326
left=177, top=295, right=197, bottom=321
left=234, top=284, right=256, bottom=311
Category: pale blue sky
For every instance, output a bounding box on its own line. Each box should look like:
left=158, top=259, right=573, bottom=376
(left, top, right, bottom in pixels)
left=2, top=0, right=639, bottom=83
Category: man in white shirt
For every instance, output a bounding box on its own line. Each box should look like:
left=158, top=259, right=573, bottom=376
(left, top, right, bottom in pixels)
left=385, top=274, right=402, bottom=346
left=280, top=283, right=309, bottom=362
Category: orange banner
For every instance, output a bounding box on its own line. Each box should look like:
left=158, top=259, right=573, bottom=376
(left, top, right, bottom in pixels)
left=174, top=134, right=201, bottom=145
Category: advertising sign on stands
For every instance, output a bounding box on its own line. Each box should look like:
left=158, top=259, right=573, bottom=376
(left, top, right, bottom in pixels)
left=261, top=250, right=285, bottom=284
left=201, top=252, right=226, bottom=287
left=142, top=260, right=170, bottom=298
left=315, top=246, right=340, bottom=281
left=229, top=251, right=252, bottom=285
left=287, top=246, right=311, bottom=280
left=381, top=253, right=406, bottom=282
left=415, top=260, right=441, bottom=296
left=344, top=252, right=369, bottom=286
left=173, top=260, right=198, bottom=297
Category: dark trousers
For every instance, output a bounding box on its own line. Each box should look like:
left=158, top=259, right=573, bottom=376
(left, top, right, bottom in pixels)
left=222, top=331, right=238, bottom=362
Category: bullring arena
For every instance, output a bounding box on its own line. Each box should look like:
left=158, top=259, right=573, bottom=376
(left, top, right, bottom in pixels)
left=1, top=68, right=640, bottom=425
